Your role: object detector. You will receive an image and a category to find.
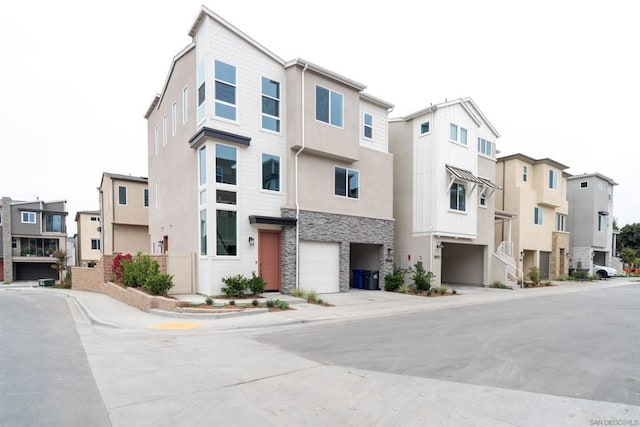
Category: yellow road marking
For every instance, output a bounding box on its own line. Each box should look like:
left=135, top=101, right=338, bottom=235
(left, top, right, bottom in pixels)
left=151, top=321, right=201, bottom=330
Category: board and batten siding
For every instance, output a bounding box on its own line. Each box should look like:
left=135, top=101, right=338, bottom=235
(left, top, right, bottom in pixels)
left=359, top=99, right=389, bottom=153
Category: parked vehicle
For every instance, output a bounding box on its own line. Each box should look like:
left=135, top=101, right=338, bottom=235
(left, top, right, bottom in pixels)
left=593, top=264, right=620, bottom=278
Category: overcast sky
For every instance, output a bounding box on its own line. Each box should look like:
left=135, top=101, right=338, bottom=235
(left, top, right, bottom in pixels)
left=1, top=0, right=638, bottom=235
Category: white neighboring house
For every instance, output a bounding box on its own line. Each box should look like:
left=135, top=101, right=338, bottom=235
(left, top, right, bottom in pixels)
left=389, top=98, right=507, bottom=287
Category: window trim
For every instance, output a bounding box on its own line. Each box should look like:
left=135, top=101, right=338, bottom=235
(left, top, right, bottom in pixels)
left=118, top=185, right=127, bottom=206
left=197, top=61, right=206, bottom=124
left=449, top=182, right=466, bottom=212
left=479, top=190, right=487, bottom=208
left=215, top=144, right=237, bottom=186
left=549, top=169, right=558, bottom=189
left=214, top=60, right=238, bottom=122
left=334, top=166, right=360, bottom=199
left=171, top=102, right=177, bottom=136
left=420, top=121, right=430, bottom=136
left=154, top=126, right=159, bottom=155
left=199, top=209, right=207, bottom=256
left=363, top=112, right=373, bottom=140
left=449, top=123, right=467, bottom=146
left=91, top=239, right=101, bottom=250
left=523, top=165, right=528, bottom=182
left=143, top=188, right=149, bottom=208
left=21, top=211, right=36, bottom=224
left=182, top=86, right=188, bottom=125
left=477, top=137, right=492, bottom=157
left=315, top=84, right=344, bottom=128
left=261, top=153, right=281, bottom=193
left=534, top=206, right=543, bottom=225
left=556, top=213, right=566, bottom=232
left=580, top=181, right=588, bottom=188
left=215, top=209, right=238, bottom=257
left=162, top=115, right=167, bottom=146
left=261, top=76, right=281, bottom=133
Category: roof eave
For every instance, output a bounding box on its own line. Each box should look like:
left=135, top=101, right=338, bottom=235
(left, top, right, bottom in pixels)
left=285, top=58, right=366, bottom=91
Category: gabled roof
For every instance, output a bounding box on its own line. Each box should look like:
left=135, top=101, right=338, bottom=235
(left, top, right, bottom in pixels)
left=74, top=210, right=100, bottom=221
left=497, top=153, right=570, bottom=171
left=397, top=97, right=500, bottom=139
left=566, top=172, right=618, bottom=186
left=284, top=58, right=367, bottom=92
left=360, top=92, right=394, bottom=110
left=99, top=172, right=148, bottom=190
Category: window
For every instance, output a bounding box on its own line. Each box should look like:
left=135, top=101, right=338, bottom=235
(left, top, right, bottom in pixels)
left=449, top=123, right=467, bottom=145
left=199, top=190, right=206, bottom=206
left=118, top=186, right=127, bottom=205
left=199, top=147, right=206, bottom=186
left=182, top=87, right=188, bottom=124
left=363, top=113, right=373, bottom=139
left=261, top=77, right=280, bottom=131
left=214, top=60, right=237, bottom=121
left=479, top=190, right=487, bottom=207
left=91, top=239, right=101, bottom=250
left=523, top=166, right=528, bottom=182
left=154, top=126, right=159, bottom=155
left=12, top=238, right=17, bottom=249
left=460, top=128, right=467, bottom=145
left=200, top=209, right=207, bottom=255
left=162, top=115, right=167, bottom=146
left=556, top=213, right=566, bottom=231
left=44, top=214, right=63, bottom=233
left=449, top=183, right=466, bottom=211
left=144, top=189, right=149, bottom=207
left=216, top=145, right=236, bottom=185
left=334, top=167, right=359, bottom=199
left=171, top=102, right=177, bottom=136
left=216, top=190, right=237, bottom=205
left=420, top=121, right=430, bottom=135
left=316, top=85, right=343, bottom=127
left=90, top=216, right=100, bottom=222
left=216, top=210, right=237, bottom=256
left=197, top=61, right=206, bottom=122
left=155, top=182, right=160, bottom=209
left=534, top=207, right=543, bottom=225
left=22, top=211, right=36, bottom=224
left=262, top=154, right=280, bottom=191
left=598, top=180, right=606, bottom=191
left=598, top=214, right=605, bottom=231
left=449, top=123, right=457, bottom=141
left=478, top=138, right=492, bottom=156
left=580, top=181, right=588, bottom=188
left=549, top=169, right=558, bottom=189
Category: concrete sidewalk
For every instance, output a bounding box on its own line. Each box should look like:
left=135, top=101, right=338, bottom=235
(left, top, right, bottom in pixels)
left=1, top=278, right=634, bottom=331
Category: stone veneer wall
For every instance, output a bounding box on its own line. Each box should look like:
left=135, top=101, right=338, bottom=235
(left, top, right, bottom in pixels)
left=280, top=209, right=394, bottom=294
left=551, top=231, right=570, bottom=279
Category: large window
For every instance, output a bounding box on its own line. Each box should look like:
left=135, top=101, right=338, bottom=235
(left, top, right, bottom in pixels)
left=335, top=167, right=359, bottom=199
left=478, top=138, right=492, bottom=156
left=449, top=123, right=467, bottom=145
left=216, top=145, right=236, bottom=185
left=316, top=85, right=343, bottom=127
left=216, top=210, right=237, bottom=256
left=556, top=213, right=566, bottom=231
left=363, top=113, right=373, bottom=139
left=21, top=211, right=36, bottom=224
left=44, top=214, right=63, bottom=233
left=549, top=169, right=558, bottom=189
left=214, top=60, right=237, bottom=121
left=449, top=183, right=466, bottom=211
left=200, top=209, right=207, bottom=255
left=144, top=189, right=149, bottom=207
left=91, top=239, right=101, bottom=250
left=199, top=147, right=206, bottom=186
left=534, top=207, right=543, bottom=225
left=261, top=77, right=280, bottom=131
left=118, top=186, right=127, bottom=205
left=197, top=61, right=206, bottom=122
left=262, top=154, right=280, bottom=191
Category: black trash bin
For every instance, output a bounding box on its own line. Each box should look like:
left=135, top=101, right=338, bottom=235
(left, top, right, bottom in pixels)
left=363, top=270, right=379, bottom=290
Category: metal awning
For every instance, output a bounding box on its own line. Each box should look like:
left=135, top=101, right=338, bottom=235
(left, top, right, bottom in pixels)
left=248, top=215, right=297, bottom=227
left=478, top=177, right=502, bottom=190
left=446, top=165, right=484, bottom=184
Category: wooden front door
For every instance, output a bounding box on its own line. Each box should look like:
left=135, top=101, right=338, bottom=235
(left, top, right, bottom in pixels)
left=259, top=230, right=280, bottom=291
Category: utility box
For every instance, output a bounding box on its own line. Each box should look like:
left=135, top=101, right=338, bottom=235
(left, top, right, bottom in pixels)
left=38, top=278, right=55, bottom=287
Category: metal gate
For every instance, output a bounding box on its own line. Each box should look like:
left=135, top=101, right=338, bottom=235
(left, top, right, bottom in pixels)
left=539, top=251, right=551, bottom=280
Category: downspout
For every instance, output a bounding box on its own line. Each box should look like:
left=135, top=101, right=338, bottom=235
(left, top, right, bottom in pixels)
left=111, top=179, right=115, bottom=254
left=294, top=62, right=308, bottom=290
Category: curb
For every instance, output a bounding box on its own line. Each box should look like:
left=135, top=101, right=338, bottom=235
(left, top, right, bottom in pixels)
left=64, top=293, right=124, bottom=329
left=149, top=307, right=269, bottom=319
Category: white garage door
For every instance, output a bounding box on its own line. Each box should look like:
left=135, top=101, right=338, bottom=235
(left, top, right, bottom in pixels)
left=299, top=241, right=340, bottom=293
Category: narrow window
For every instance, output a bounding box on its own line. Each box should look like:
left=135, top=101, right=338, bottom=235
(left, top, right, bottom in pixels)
left=214, top=60, right=237, bottom=121
left=523, top=166, right=528, bottom=182
left=316, top=85, right=343, bottom=127
left=200, top=209, right=207, bottom=255
left=534, top=207, right=543, bottom=225
left=261, top=77, right=280, bottom=131
left=199, top=147, right=206, bottom=186
left=580, top=181, right=588, bottom=188
left=171, top=102, right=177, bottom=136
left=162, top=115, right=167, bottom=146
left=363, top=113, right=373, bottom=139
left=479, top=191, right=487, bottom=207
left=91, top=239, right=101, bottom=250
left=262, top=154, right=280, bottom=191
left=118, top=186, right=127, bottom=205
left=449, top=183, right=466, bottom=211
left=197, top=61, right=206, bottom=122
left=144, top=189, right=149, bottom=207
left=216, top=145, right=236, bottom=185
left=155, top=182, right=160, bottom=209
left=420, top=121, right=430, bottom=135
left=549, top=169, right=558, bottom=189
left=182, top=87, right=188, bottom=124
left=556, top=213, right=566, bottom=231
left=154, top=126, right=159, bottom=155
left=597, top=214, right=605, bottom=231
left=460, top=127, right=467, bottom=145
left=216, top=210, right=237, bottom=256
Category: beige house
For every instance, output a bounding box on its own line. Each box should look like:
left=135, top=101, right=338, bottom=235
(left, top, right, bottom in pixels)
left=144, top=7, right=394, bottom=295
left=98, top=173, right=150, bottom=255
left=74, top=210, right=101, bottom=266
left=495, top=154, right=570, bottom=281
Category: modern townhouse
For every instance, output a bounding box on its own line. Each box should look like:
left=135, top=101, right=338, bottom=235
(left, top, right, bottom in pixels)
left=389, top=98, right=504, bottom=287
left=98, top=172, right=150, bottom=255
left=495, top=154, right=570, bottom=281
left=144, top=6, right=394, bottom=295
left=74, top=210, right=101, bottom=266
left=566, top=172, right=619, bottom=274
left=1, top=196, right=67, bottom=282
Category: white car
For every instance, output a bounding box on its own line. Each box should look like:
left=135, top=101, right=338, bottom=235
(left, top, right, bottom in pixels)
left=593, top=264, right=620, bottom=278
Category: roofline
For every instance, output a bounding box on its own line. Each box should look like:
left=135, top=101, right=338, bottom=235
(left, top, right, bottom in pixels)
left=360, top=92, right=394, bottom=110
left=566, top=172, right=618, bottom=185
left=8, top=199, right=66, bottom=206
left=189, top=6, right=284, bottom=65
left=100, top=172, right=149, bottom=189
left=497, top=153, right=570, bottom=170
left=284, top=58, right=367, bottom=91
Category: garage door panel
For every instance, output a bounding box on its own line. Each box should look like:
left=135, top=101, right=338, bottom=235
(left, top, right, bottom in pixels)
left=300, top=241, right=339, bottom=294
left=16, top=263, right=58, bottom=281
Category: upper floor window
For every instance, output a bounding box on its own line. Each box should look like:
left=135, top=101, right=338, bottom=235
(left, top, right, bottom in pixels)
left=162, top=115, right=167, bottom=146
left=154, top=126, right=159, bottom=155
left=91, top=239, right=101, bottom=250
left=22, top=211, right=36, bottom=224
left=197, top=61, right=206, bottom=122
left=118, top=186, right=127, bottom=205
left=90, top=216, right=100, bottom=222
left=44, top=214, right=63, bottom=233
left=261, top=77, right=280, bottom=132
left=449, top=123, right=467, bottom=145
left=556, top=213, right=566, bottom=231
left=12, top=238, right=17, bottom=248
left=580, top=181, right=588, bottom=188
left=449, top=183, right=466, bottom=211
left=144, top=189, right=149, bottom=208
left=598, top=213, right=606, bottom=231
left=335, top=167, right=359, bottom=199
left=199, top=147, right=206, bottom=186
left=420, top=121, right=430, bottom=135
left=216, top=145, right=236, bottom=185
left=214, top=60, right=237, bottom=121
left=478, top=138, right=492, bottom=156
left=262, top=154, right=280, bottom=191
left=534, top=206, right=543, bottom=225
left=182, top=87, right=188, bottom=124
left=598, top=180, right=606, bottom=191
left=523, top=165, right=528, bottom=182
left=155, top=182, right=160, bottom=209
left=479, top=190, right=487, bottom=207
left=363, top=113, right=373, bottom=139
left=549, top=169, right=558, bottom=189
left=316, top=85, right=343, bottom=127
left=171, top=102, right=177, bottom=136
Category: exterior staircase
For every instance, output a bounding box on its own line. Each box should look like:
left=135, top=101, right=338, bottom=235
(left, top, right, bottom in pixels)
left=493, top=241, right=522, bottom=288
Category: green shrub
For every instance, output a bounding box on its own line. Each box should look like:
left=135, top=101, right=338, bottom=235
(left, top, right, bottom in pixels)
left=527, top=266, right=540, bottom=285
left=490, top=282, right=511, bottom=289
left=452, top=289, right=457, bottom=295
left=571, top=269, right=589, bottom=280
left=306, top=290, right=318, bottom=303
left=384, top=267, right=407, bottom=291
left=556, top=275, right=569, bottom=281
left=412, top=263, right=434, bottom=292
left=221, top=274, right=249, bottom=297
left=247, top=272, right=266, bottom=295
left=397, top=284, right=410, bottom=294
left=266, top=299, right=275, bottom=308
left=290, top=288, right=306, bottom=298
left=143, top=273, right=174, bottom=296
left=439, top=285, right=450, bottom=295
left=276, top=300, right=289, bottom=310
left=316, top=298, right=324, bottom=304
left=122, top=253, right=159, bottom=288
left=252, top=299, right=259, bottom=307
left=205, top=297, right=213, bottom=305
left=229, top=300, right=236, bottom=306
left=426, top=289, right=433, bottom=296
left=543, top=280, right=552, bottom=286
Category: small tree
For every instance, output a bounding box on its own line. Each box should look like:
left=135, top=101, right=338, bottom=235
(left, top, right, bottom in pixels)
left=50, top=250, right=68, bottom=286
left=528, top=266, right=540, bottom=286
left=619, top=247, right=638, bottom=276
left=412, top=262, right=434, bottom=292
